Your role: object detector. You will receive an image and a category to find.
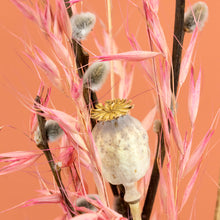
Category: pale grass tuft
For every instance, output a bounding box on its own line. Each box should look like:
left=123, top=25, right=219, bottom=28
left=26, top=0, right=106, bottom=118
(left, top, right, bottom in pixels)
left=184, top=2, right=208, bottom=32
left=71, top=12, right=96, bottom=41
left=83, top=61, right=110, bottom=91
left=34, top=120, right=64, bottom=144
left=76, top=194, right=99, bottom=213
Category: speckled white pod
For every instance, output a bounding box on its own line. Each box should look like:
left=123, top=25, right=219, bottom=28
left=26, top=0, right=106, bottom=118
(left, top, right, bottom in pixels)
left=92, top=115, right=150, bottom=202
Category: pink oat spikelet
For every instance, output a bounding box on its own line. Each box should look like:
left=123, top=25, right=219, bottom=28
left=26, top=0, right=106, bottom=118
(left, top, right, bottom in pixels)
left=26, top=46, right=63, bottom=90
left=143, top=0, right=169, bottom=58
left=97, top=50, right=161, bottom=62
left=56, top=0, right=72, bottom=38
left=23, top=193, right=62, bottom=207
left=0, top=151, right=42, bottom=175
left=179, top=28, right=199, bottom=92
left=188, top=67, right=201, bottom=126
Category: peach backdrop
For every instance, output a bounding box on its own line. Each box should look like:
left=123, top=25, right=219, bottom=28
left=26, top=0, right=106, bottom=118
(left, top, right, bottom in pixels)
left=0, top=0, right=220, bottom=219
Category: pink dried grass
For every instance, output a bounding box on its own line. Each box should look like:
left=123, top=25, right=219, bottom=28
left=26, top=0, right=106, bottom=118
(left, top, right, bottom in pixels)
left=0, top=151, right=42, bottom=175
left=1, top=0, right=217, bottom=219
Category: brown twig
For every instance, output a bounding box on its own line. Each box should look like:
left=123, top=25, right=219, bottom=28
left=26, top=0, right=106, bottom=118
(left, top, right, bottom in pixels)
left=64, top=0, right=73, bottom=17
left=142, top=1, right=185, bottom=219
left=171, top=0, right=186, bottom=96
left=63, top=0, right=119, bottom=202
left=142, top=130, right=165, bottom=220
left=214, top=171, right=220, bottom=220
left=34, top=95, right=75, bottom=217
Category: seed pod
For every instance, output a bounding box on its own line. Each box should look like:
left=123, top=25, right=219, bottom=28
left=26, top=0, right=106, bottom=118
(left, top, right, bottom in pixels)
left=83, top=61, right=110, bottom=91
left=34, top=120, right=64, bottom=144
left=91, top=99, right=150, bottom=220
left=71, top=12, right=96, bottom=41
left=184, top=2, right=208, bottom=33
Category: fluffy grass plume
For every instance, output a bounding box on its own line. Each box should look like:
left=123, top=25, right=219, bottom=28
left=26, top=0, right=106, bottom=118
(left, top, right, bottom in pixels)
left=34, top=120, right=64, bottom=144
left=184, top=2, right=208, bottom=32
left=83, top=61, right=110, bottom=91
left=71, top=12, right=96, bottom=41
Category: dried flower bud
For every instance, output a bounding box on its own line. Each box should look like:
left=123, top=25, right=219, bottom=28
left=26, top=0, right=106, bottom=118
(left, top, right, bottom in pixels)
left=54, top=161, right=62, bottom=172
left=76, top=194, right=99, bottom=213
left=184, top=2, right=208, bottom=32
left=34, top=120, right=64, bottom=144
left=71, top=12, right=96, bottom=41
left=92, top=99, right=150, bottom=203
left=83, top=61, right=110, bottom=91
left=45, top=120, right=64, bottom=142
left=34, top=128, right=43, bottom=146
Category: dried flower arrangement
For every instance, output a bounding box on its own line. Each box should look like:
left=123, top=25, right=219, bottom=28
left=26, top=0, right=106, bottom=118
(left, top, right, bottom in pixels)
left=0, top=0, right=219, bottom=220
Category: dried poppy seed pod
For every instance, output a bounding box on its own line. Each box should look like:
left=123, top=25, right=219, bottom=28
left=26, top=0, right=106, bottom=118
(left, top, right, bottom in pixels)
left=70, top=12, right=96, bottom=41
left=91, top=99, right=150, bottom=220
left=184, top=2, right=208, bottom=33
left=83, top=61, right=110, bottom=91
left=34, top=120, right=64, bottom=144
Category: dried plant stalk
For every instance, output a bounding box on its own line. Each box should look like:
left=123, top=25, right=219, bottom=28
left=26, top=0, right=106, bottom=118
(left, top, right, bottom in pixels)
left=142, top=1, right=185, bottom=219
left=215, top=171, right=220, bottom=220
left=34, top=95, right=75, bottom=217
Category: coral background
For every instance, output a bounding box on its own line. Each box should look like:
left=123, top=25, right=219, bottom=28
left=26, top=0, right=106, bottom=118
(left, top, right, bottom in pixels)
left=0, top=0, right=220, bottom=219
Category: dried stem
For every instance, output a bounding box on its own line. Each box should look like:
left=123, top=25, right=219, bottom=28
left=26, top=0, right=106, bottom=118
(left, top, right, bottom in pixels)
left=116, top=184, right=130, bottom=217
left=171, top=0, right=186, bottom=96
left=129, top=202, right=141, bottom=220
left=64, top=0, right=73, bottom=17
left=142, top=129, right=165, bottom=220
left=71, top=39, right=98, bottom=128
left=142, top=1, right=185, bottom=218
left=63, top=0, right=119, bottom=201
left=34, top=96, right=75, bottom=217
left=215, top=171, right=220, bottom=220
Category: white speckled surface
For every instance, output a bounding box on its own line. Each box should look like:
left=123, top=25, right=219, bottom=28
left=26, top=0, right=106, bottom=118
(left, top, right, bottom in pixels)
left=92, top=115, right=150, bottom=186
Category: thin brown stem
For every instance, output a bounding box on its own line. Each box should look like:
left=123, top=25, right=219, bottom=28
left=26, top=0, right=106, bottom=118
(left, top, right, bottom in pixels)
left=64, top=0, right=73, bottom=17
left=171, top=0, right=186, bottom=96
left=114, top=185, right=130, bottom=218
left=142, top=130, right=165, bottom=220
left=70, top=24, right=98, bottom=128
left=35, top=96, right=75, bottom=217
left=63, top=0, right=119, bottom=202
left=142, top=1, right=185, bottom=219
left=215, top=171, right=220, bottom=220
